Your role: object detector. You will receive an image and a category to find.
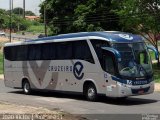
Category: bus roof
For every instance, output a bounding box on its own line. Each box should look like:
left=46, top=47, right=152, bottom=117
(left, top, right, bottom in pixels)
left=5, top=31, right=143, bottom=46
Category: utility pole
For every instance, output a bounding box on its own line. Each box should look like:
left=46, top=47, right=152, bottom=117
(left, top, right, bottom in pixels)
left=23, top=0, right=25, bottom=18
left=9, top=0, right=12, bottom=42
left=44, top=4, right=47, bottom=36
left=40, top=0, right=47, bottom=36
left=11, top=0, right=13, bottom=11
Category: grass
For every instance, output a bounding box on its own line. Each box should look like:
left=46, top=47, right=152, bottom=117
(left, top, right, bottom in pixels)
left=149, top=52, right=160, bottom=82
left=153, top=63, right=160, bottom=83
left=26, top=25, right=45, bottom=34
left=26, top=24, right=52, bottom=35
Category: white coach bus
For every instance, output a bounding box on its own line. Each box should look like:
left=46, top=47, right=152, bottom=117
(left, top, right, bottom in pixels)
left=3, top=31, right=158, bottom=101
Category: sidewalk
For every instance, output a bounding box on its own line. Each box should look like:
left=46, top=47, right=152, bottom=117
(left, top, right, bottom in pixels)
left=0, top=102, right=78, bottom=120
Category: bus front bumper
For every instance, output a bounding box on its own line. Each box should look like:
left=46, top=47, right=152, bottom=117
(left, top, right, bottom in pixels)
left=105, top=81, right=154, bottom=98
left=117, top=81, right=155, bottom=97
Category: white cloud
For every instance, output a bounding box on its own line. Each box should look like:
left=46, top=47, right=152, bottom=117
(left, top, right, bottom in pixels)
left=13, top=0, right=23, bottom=8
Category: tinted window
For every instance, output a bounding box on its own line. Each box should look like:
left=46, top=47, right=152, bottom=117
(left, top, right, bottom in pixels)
left=4, top=45, right=28, bottom=61
left=41, top=43, right=56, bottom=60
left=28, top=44, right=41, bottom=60
left=4, top=47, right=13, bottom=60
left=16, top=45, right=28, bottom=61
left=56, top=42, right=72, bottom=59
left=91, top=40, right=110, bottom=68
left=73, top=41, right=94, bottom=63
left=4, top=40, right=94, bottom=63
left=103, top=51, right=116, bottom=75
left=10, top=47, right=17, bottom=61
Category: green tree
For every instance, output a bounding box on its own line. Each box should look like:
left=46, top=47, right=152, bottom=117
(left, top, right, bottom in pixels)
left=40, top=0, right=81, bottom=35
left=39, top=0, right=120, bottom=35
left=11, top=14, right=31, bottom=31
left=12, top=7, right=35, bottom=16
left=0, top=8, right=33, bottom=32
left=113, top=0, right=160, bottom=66
left=12, top=7, right=23, bottom=16
left=0, top=9, right=9, bottom=29
left=74, top=0, right=119, bottom=32
left=25, top=11, right=36, bottom=16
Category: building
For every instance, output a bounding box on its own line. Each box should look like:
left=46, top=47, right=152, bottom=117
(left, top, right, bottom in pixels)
left=25, top=16, right=40, bottom=21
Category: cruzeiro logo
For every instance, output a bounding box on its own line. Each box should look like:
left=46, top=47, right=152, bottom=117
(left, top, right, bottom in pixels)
left=127, top=80, right=132, bottom=85
left=118, top=34, right=133, bottom=40
left=73, top=61, right=84, bottom=80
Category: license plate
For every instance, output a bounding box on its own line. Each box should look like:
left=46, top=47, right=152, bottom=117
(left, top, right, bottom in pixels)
left=138, top=90, right=144, bottom=94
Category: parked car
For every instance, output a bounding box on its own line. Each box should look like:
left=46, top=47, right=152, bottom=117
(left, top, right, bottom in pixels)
left=38, top=34, right=46, bottom=38
left=0, top=31, right=5, bottom=36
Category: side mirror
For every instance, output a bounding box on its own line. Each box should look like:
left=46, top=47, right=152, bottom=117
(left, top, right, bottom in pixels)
left=147, top=45, right=159, bottom=60
left=101, top=47, right=121, bottom=62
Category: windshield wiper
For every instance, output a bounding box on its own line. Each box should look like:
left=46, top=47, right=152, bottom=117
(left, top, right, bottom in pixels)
left=137, top=64, right=148, bottom=76
left=133, top=60, right=148, bottom=76
left=138, top=64, right=148, bottom=76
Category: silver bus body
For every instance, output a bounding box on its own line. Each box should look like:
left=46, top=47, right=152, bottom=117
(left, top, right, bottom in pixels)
left=3, top=32, right=156, bottom=100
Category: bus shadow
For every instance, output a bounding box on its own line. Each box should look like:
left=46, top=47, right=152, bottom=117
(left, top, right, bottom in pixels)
left=98, top=96, right=158, bottom=106
left=9, top=90, right=158, bottom=106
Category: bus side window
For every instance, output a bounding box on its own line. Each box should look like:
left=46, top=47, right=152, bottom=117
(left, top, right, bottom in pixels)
left=103, top=52, right=116, bottom=75
left=16, top=45, right=28, bottom=61
left=73, top=41, right=94, bottom=63
left=28, top=44, right=41, bottom=60
left=56, top=42, right=72, bottom=60
left=91, top=40, right=110, bottom=70
left=4, top=45, right=28, bottom=61
left=4, top=47, right=12, bottom=61
left=41, top=43, right=56, bottom=60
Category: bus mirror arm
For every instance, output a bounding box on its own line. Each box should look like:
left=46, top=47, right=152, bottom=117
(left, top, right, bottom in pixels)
left=147, top=45, right=159, bottom=60
left=101, top=47, right=122, bottom=62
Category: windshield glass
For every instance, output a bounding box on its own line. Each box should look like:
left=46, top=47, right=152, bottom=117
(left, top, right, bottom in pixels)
left=112, top=43, right=153, bottom=78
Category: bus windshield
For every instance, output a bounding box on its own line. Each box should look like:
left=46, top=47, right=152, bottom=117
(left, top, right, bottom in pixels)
left=112, top=42, right=153, bottom=78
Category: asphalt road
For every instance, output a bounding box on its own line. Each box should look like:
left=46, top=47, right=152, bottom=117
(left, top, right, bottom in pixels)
left=0, top=80, right=160, bottom=120
left=5, top=33, right=38, bottom=41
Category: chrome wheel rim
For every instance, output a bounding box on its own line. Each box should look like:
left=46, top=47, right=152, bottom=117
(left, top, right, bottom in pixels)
left=88, top=88, right=95, bottom=98
left=24, top=83, right=29, bottom=93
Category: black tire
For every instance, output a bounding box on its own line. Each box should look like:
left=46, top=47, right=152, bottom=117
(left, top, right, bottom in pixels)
left=85, top=83, right=98, bottom=101
left=23, top=80, right=31, bottom=95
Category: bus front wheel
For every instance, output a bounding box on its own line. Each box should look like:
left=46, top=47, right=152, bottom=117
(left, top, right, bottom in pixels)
left=22, top=80, right=31, bottom=95
left=85, top=83, right=97, bottom=101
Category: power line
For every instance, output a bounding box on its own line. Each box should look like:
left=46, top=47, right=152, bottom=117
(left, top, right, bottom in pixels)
left=42, top=13, right=160, bottom=25
left=42, top=12, right=159, bottom=21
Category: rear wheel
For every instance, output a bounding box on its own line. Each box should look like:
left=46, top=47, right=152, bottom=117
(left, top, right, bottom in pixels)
left=23, top=80, right=31, bottom=95
left=85, top=83, right=97, bottom=101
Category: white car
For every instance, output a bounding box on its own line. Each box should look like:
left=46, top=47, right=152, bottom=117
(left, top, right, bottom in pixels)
left=0, top=31, right=5, bottom=36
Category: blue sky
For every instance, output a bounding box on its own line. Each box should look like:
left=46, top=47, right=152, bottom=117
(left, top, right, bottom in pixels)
left=0, top=0, right=44, bottom=15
